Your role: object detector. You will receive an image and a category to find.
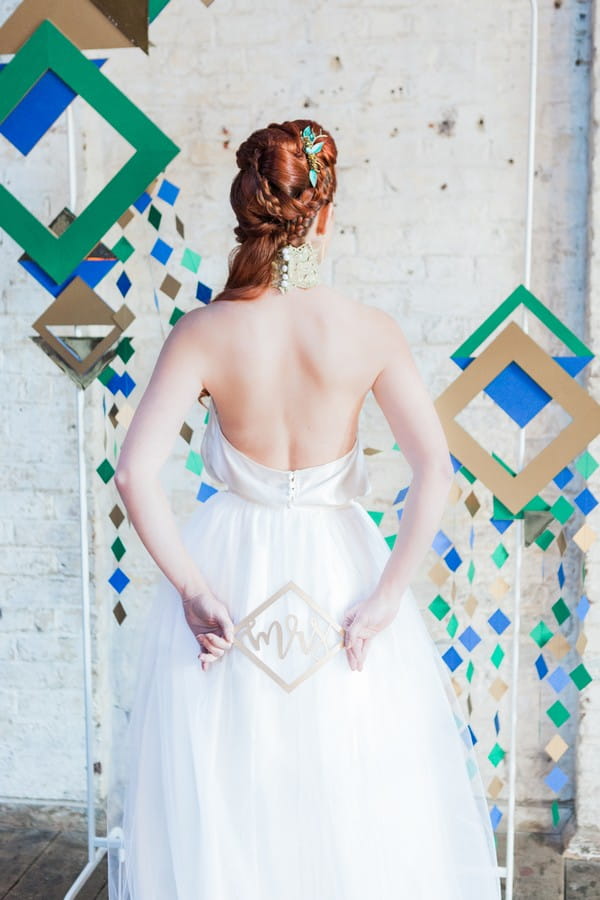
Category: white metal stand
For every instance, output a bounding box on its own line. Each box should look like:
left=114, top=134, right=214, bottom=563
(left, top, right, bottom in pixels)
left=63, top=104, right=125, bottom=899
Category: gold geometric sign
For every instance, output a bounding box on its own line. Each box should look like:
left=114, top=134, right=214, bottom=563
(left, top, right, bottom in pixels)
left=435, top=320, right=600, bottom=515
left=233, top=580, right=345, bottom=693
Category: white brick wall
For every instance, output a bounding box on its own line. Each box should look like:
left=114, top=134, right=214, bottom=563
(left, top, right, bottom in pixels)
left=0, top=0, right=595, bottom=836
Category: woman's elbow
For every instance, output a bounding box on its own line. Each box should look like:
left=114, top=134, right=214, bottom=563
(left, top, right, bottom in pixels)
left=114, top=464, right=135, bottom=496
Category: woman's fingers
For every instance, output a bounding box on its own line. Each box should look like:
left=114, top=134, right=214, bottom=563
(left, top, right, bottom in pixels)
left=198, top=632, right=234, bottom=671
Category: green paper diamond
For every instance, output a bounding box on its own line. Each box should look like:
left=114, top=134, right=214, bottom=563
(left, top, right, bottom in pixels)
left=575, top=450, right=598, bottom=479
left=185, top=450, right=203, bottom=476
left=530, top=621, right=553, bottom=648
left=97, top=365, right=117, bottom=386
left=0, top=20, right=179, bottom=283
left=115, top=337, right=135, bottom=364
left=535, top=529, right=556, bottom=551
left=97, top=459, right=115, bottom=483
left=169, top=307, right=185, bottom=326
left=550, top=496, right=575, bottom=525
left=551, top=800, right=560, bottom=827
left=111, top=536, right=126, bottom=561
left=551, top=598, right=571, bottom=626
left=368, top=510, right=384, bottom=526
left=447, top=613, right=458, bottom=638
left=488, top=742, right=506, bottom=767
left=491, top=543, right=509, bottom=568
left=466, top=660, right=475, bottom=683
left=569, top=663, right=592, bottom=691
left=112, top=236, right=135, bottom=263
left=467, top=560, right=475, bottom=583
left=385, top=534, right=396, bottom=550
left=181, top=248, right=201, bottom=273
left=490, top=644, right=505, bottom=669
left=428, top=595, right=451, bottom=621
left=148, top=204, right=162, bottom=230
left=546, top=700, right=570, bottom=728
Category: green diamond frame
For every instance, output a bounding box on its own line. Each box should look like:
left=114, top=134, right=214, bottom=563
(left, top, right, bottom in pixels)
left=0, top=19, right=179, bottom=283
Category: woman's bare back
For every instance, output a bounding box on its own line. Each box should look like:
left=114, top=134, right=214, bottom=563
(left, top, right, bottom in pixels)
left=196, top=283, right=388, bottom=471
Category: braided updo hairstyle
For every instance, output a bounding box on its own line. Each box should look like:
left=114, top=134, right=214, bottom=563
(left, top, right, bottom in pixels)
left=215, top=118, right=337, bottom=301
left=197, top=119, right=337, bottom=406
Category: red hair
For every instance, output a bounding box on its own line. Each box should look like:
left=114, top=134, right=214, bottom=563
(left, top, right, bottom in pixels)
left=198, top=118, right=338, bottom=406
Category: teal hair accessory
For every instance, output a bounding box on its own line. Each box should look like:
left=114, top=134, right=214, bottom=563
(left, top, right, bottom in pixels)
left=301, top=125, right=327, bottom=188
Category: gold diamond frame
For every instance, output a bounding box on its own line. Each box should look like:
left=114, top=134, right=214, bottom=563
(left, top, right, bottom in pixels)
left=435, top=320, right=600, bottom=514
left=233, top=579, right=345, bottom=693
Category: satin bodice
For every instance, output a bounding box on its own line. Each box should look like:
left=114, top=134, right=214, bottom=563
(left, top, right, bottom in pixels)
left=200, top=397, right=371, bottom=508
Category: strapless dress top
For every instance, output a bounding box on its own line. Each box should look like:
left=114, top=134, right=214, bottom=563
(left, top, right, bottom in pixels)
left=200, top=396, right=371, bottom=509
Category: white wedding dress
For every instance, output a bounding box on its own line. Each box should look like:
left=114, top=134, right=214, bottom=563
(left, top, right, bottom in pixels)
left=107, top=396, right=502, bottom=899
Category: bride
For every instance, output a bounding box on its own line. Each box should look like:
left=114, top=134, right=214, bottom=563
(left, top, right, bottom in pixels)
left=110, top=118, right=502, bottom=899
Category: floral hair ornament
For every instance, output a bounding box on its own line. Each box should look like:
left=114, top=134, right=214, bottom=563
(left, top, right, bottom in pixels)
left=301, top=125, right=327, bottom=188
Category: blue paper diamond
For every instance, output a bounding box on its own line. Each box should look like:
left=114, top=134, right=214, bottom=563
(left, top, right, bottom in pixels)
left=109, top=567, right=130, bottom=594
left=484, top=361, right=552, bottom=427
left=490, top=805, right=503, bottom=830
left=195, top=280, right=213, bottom=303
left=444, top=546, right=462, bottom=571
left=157, top=178, right=180, bottom=205
left=150, top=238, right=173, bottom=265
left=133, top=191, right=152, bottom=213
left=544, top=765, right=568, bottom=794
left=393, top=485, right=409, bottom=505
left=576, top=594, right=590, bottom=621
left=488, top=608, right=511, bottom=635
left=548, top=667, right=569, bottom=694
left=494, top=711, right=500, bottom=734
left=118, top=372, right=136, bottom=398
left=553, top=466, right=574, bottom=489
left=574, top=488, right=598, bottom=515
left=535, top=654, right=548, bottom=680
left=441, top=646, right=463, bottom=672
left=432, top=529, right=453, bottom=555
left=116, top=270, right=132, bottom=297
left=458, top=626, right=482, bottom=652
left=197, top=482, right=218, bottom=502
left=0, top=60, right=106, bottom=155
left=558, top=563, right=565, bottom=589
left=490, top=516, right=513, bottom=534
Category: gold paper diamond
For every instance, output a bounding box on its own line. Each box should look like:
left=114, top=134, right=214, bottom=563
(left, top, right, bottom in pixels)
left=435, top=321, right=600, bottom=514
left=488, top=776, right=504, bottom=800
left=233, top=580, right=345, bottom=693
left=545, top=734, right=569, bottom=762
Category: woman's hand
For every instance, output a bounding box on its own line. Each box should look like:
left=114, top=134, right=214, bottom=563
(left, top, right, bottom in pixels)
left=181, top=587, right=235, bottom=672
left=342, top=587, right=401, bottom=672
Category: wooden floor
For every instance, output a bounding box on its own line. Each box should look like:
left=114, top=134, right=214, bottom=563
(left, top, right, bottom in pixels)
left=0, top=825, right=598, bottom=899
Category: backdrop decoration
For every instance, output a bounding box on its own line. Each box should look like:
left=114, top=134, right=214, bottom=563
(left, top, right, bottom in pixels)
left=89, top=0, right=150, bottom=52
left=31, top=276, right=135, bottom=388
left=95, top=174, right=213, bottom=633
left=0, top=19, right=179, bottom=283
left=0, top=0, right=134, bottom=52
left=425, top=283, right=599, bottom=876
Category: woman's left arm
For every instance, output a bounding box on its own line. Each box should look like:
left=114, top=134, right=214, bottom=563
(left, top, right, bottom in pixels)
left=114, top=309, right=212, bottom=600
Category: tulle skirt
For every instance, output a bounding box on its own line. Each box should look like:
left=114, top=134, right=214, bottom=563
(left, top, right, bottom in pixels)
left=107, top=490, right=502, bottom=900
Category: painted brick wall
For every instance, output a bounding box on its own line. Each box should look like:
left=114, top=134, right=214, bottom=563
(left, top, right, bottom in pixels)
left=0, top=0, right=594, bottom=838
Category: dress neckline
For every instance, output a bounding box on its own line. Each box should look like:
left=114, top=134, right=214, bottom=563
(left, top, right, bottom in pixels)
left=209, top=397, right=359, bottom=475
